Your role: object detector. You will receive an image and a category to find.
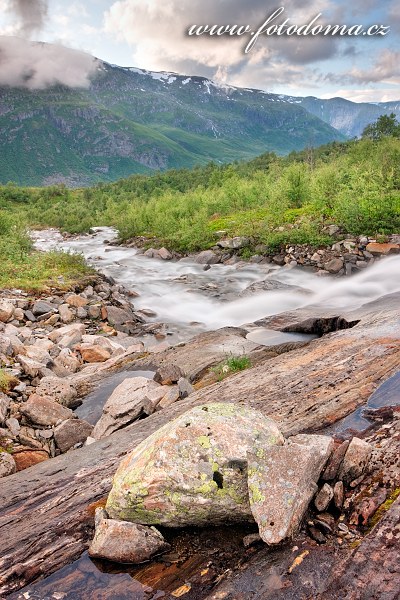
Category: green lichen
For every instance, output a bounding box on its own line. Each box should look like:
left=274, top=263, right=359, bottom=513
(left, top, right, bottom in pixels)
left=198, top=435, right=212, bottom=449
left=368, top=487, right=400, bottom=530
left=249, top=482, right=265, bottom=504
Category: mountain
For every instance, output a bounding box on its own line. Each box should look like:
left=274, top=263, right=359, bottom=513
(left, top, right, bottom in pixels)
left=284, top=95, right=400, bottom=138
left=0, top=55, right=397, bottom=187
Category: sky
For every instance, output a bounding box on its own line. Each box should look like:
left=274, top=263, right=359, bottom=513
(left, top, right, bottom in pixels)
left=0, top=0, right=399, bottom=102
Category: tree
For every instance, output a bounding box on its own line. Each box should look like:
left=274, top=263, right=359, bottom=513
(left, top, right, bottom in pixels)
left=362, top=113, right=400, bottom=141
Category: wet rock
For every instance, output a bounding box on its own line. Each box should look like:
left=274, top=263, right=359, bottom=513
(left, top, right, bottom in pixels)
left=32, top=300, right=57, bottom=316
left=12, top=449, right=49, bottom=471
left=338, top=437, right=372, bottom=484
left=89, top=508, right=169, bottom=564
left=106, top=403, right=284, bottom=526
left=194, top=250, right=220, bottom=265
left=308, top=526, right=327, bottom=544
left=92, top=377, right=162, bottom=439
left=333, top=481, right=344, bottom=509
left=248, top=435, right=333, bottom=545
left=79, top=344, right=111, bottom=363
left=20, top=395, right=74, bottom=426
left=178, top=377, right=194, bottom=399
left=322, top=440, right=350, bottom=481
left=154, top=364, right=184, bottom=385
left=36, top=377, right=78, bottom=408
left=54, top=418, right=94, bottom=452
left=314, top=483, right=334, bottom=512
left=243, top=533, right=262, bottom=548
left=0, top=452, right=16, bottom=478
left=105, top=306, right=135, bottom=327
left=0, top=302, right=14, bottom=323
left=324, top=258, right=344, bottom=274
left=0, top=393, right=10, bottom=425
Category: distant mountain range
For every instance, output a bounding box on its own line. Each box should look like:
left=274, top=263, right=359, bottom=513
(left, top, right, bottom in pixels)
left=1, top=56, right=399, bottom=187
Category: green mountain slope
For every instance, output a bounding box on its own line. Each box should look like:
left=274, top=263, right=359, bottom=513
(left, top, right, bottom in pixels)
left=0, top=61, right=347, bottom=186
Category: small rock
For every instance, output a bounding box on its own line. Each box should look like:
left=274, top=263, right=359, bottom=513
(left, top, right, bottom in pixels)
left=36, top=377, right=78, bottom=408
left=0, top=301, right=14, bottom=323
left=338, top=437, right=372, bottom=484
left=5, top=417, right=20, bottom=436
left=0, top=452, right=16, bottom=477
left=58, top=304, right=74, bottom=324
left=48, top=323, right=85, bottom=344
left=24, top=310, right=36, bottom=322
left=79, top=345, right=111, bottom=363
left=20, top=395, right=74, bottom=426
left=158, top=247, right=173, bottom=260
left=333, top=481, right=344, bottom=509
left=243, top=533, right=262, bottom=548
left=154, top=364, right=184, bottom=385
left=308, top=526, right=327, bottom=544
left=366, top=242, right=399, bottom=256
left=65, top=294, right=88, bottom=308
left=77, top=307, right=88, bottom=319
left=0, top=393, right=10, bottom=425
left=32, top=300, right=56, bottom=316
left=17, top=355, right=47, bottom=378
left=156, top=386, right=180, bottom=411
left=178, top=377, right=194, bottom=399
left=314, top=483, right=334, bottom=512
left=194, top=250, right=220, bottom=265
left=105, top=305, right=136, bottom=327
left=54, top=418, right=94, bottom=452
left=322, top=440, right=350, bottom=481
left=314, top=512, right=335, bottom=534
left=89, top=509, right=170, bottom=564
left=13, top=449, right=49, bottom=471
left=324, top=258, right=344, bottom=274
left=87, top=305, right=101, bottom=319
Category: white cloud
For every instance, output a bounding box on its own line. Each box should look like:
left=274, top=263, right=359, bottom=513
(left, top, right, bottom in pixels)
left=321, top=88, right=400, bottom=103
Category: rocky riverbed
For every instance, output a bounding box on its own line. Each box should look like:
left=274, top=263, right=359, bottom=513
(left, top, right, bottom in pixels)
left=0, top=229, right=399, bottom=599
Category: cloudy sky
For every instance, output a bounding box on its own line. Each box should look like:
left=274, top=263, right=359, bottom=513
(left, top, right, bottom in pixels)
left=0, top=0, right=399, bottom=101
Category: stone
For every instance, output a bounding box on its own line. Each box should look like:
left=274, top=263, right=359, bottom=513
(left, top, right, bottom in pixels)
left=322, top=440, right=350, bottom=481
left=48, top=323, right=85, bottom=344
left=0, top=302, right=14, bottom=323
left=58, top=304, right=74, bottom=324
left=58, top=331, right=84, bottom=349
left=248, top=436, right=333, bottom=545
left=89, top=509, right=169, bottom=564
left=217, top=237, right=249, bottom=249
left=156, top=386, right=180, bottom=411
left=17, top=355, right=47, bottom=378
left=0, top=335, right=13, bottom=356
left=106, top=403, right=284, bottom=526
left=308, top=526, right=326, bottom=544
left=105, top=306, right=135, bottom=327
left=13, top=308, right=24, bottom=321
left=178, top=377, right=194, bottom=399
left=194, top=250, right=220, bottom=265
left=243, top=533, right=262, bottom=548
left=333, top=480, right=344, bottom=509
left=36, top=377, right=78, bottom=408
left=0, top=452, right=16, bottom=478
left=53, top=348, right=80, bottom=374
left=87, top=305, right=101, bottom=319
left=366, top=242, right=399, bottom=256
left=65, top=294, right=88, bottom=308
left=338, top=437, right=372, bottom=484
left=79, top=345, right=111, bottom=363
left=24, top=310, right=36, bottom=322
left=154, top=364, right=184, bottom=385
left=0, top=393, right=10, bottom=425
left=20, top=395, right=73, bottom=427
left=5, top=418, right=20, bottom=436
left=142, top=386, right=167, bottom=413
left=32, top=300, right=56, bottom=316
left=314, top=483, right=334, bottom=512
left=158, top=247, right=173, bottom=260
left=324, top=258, right=344, bottom=274
left=92, top=377, right=162, bottom=439
left=288, top=434, right=334, bottom=466
left=326, top=225, right=340, bottom=236
left=54, top=418, right=94, bottom=452
left=13, top=449, right=49, bottom=471
left=24, top=345, right=52, bottom=365
left=76, top=307, right=88, bottom=319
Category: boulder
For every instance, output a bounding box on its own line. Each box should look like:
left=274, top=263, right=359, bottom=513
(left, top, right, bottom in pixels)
left=194, top=250, right=220, bottom=265
left=338, top=437, right=372, bottom=484
left=92, top=377, right=162, bottom=439
left=0, top=302, right=14, bottom=323
left=58, top=304, right=74, bottom=324
left=178, top=377, right=194, bottom=399
left=156, top=386, right=180, bottom=411
left=106, top=403, right=284, bottom=527
left=20, top=395, right=73, bottom=427
left=158, top=247, right=173, bottom=260
left=36, top=377, right=78, bottom=408
left=89, top=508, right=169, bottom=564
left=24, top=345, right=52, bottom=366
left=54, top=418, right=94, bottom=452
left=366, top=242, right=399, bottom=256
left=0, top=452, right=16, bottom=478
left=105, top=306, right=135, bottom=327
left=247, top=435, right=333, bottom=545
left=12, top=449, right=49, bottom=471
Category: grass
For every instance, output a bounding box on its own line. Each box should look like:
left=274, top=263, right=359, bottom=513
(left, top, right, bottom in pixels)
left=212, top=355, right=252, bottom=381
left=0, top=369, right=18, bottom=393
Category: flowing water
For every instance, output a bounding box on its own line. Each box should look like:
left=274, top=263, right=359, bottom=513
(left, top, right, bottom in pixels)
left=32, top=227, right=400, bottom=344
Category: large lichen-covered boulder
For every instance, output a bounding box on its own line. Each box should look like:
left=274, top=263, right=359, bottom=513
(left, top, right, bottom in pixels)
left=106, top=403, right=284, bottom=527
